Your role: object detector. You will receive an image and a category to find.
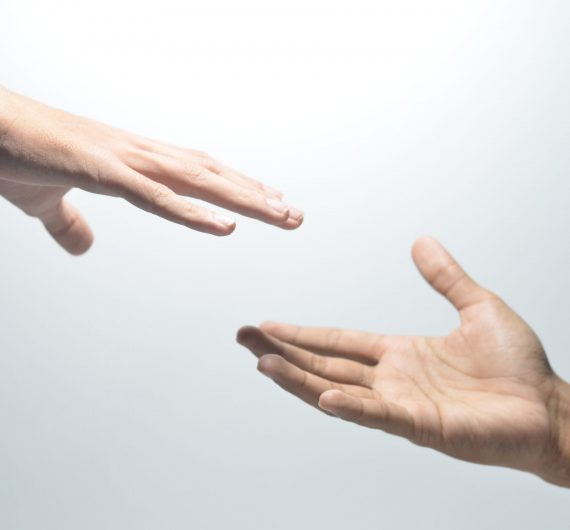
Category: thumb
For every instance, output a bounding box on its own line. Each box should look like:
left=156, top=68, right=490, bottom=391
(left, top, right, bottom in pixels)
left=40, top=198, right=94, bottom=255
left=411, top=236, right=493, bottom=312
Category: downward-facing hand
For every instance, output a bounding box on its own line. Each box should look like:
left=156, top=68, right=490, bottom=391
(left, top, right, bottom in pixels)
left=0, top=86, right=302, bottom=254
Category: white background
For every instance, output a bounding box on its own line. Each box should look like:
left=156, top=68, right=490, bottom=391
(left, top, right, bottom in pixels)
left=1, top=1, right=569, bottom=528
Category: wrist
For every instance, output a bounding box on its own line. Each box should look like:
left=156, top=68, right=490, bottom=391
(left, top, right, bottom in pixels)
left=540, top=375, right=570, bottom=487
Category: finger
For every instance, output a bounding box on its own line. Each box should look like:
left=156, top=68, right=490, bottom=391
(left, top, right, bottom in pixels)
left=279, top=215, right=305, bottom=230
left=318, top=390, right=414, bottom=439
left=114, top=168, right=236, bottom=236
left=221, top=168, right=284, bottom=200
left=237, top=326, right=374, bottom=387
left=256, top=354, right=374, bottom=409
left=40, top=198, right=94, bottom=255
left=136, top=140, right=285, bottom=198
left=203, top=159, right=284, bottom=200
left=127, top=151, right=303, bottom=227
left=188, top=174, right=301, bottom=227
left=411, top=236, right=494, bottom=312
left=204, top=162, right=304, bottom=222
left=259, top=322, right=382, bottom=365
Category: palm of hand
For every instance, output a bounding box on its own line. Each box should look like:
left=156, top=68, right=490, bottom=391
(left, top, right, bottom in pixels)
left=238, top=237, right=558, bottom=475
left=372, top=299, right=553, bottom=469
left=0, top=179, right=68, bottom=217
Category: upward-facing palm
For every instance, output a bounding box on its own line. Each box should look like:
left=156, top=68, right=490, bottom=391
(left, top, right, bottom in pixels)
left=237, top=237, right=566, bottom=483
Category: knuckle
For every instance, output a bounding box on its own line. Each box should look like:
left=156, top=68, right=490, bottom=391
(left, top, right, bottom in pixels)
left=198, top=152, right=214, bottom=165
left=149, top=184, right=172, bottom=208
left=350, top=401, right=366, bottom=422
left=235, top=187, right=257, bottom=208
left=292, top=369, right=308, bottom=391
left=183, top=200, right=198, bottom=217
left=310, top=354, right=327, bottom=375
left=185, top=151, right=225, bottom=176
left=204, top=159, right=223, bottom=174
left=138, top=153, right=176, bottom=180
left=184, top=161, right=209, bottom=184
left=326, top=328, right=343, bottom=351
left=432, top=262, right=464, bottom=294
left=367, top=336, right=385, bottom=363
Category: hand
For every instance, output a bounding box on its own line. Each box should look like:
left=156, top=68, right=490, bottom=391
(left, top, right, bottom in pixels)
left=0, top=86, right=303, bottom=254
left=237, top=237, right=570, bottom=487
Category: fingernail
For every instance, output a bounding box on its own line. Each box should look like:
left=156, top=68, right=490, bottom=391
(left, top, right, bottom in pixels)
left=288, top=206, right=304, bottom=221
left=214, top=214, right=235, bottom=227
left=266, top=198, right=289, bottom=214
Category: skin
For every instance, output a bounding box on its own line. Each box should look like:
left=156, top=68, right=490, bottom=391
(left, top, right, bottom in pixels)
left=0, top=86, right=303, bottom=255
left=237, top=237, right=570, bottom=487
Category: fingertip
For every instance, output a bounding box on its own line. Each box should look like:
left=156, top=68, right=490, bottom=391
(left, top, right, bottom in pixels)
left=279, top=215, right=304, bottom=230
left=411, top=235, right=492, bottom=312
left=236, top=325, right=261, bottom=345
left=64, top=225, right=94, bottom=256
left=263, top=198, right=304, bottom=227
left=211, top=216, right=237, bottom=236
left=411, top=235, right=452, bottom=278
left=411, top=235, right=439, bottom=258
left=265, top=198, right=290, bottom=221
left=236, top=324, right=255, bottom=337
left=256, top=354, right=285, bottom=377
left=45, top=210, right=95, bottom=256
left=318, top=389, right=351, bottom=412
left=412, top=234, right=435, bottom=248
left=67, top=231, right=94, bottom=255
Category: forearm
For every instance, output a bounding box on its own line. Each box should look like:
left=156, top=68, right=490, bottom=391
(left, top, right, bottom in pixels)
left=0, top=87, right=54, bottom=158
left=0, top=86, right=22, bottom=149
left=0, top=87, right=44, bottom=170
left=541, top=376, right=570, bottom=487
left=0, top=87, right=79, bottom=188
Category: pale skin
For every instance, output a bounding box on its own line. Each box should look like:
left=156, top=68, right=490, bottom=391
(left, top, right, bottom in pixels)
left=237, top=237, right=570, bottom=487
left=0, top=86, right=303, bottom=255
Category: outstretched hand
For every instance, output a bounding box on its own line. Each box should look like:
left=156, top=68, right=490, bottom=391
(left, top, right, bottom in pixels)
left=237, top=237, right=570, bottom=487
left=0, top=86, right=303, bottom=254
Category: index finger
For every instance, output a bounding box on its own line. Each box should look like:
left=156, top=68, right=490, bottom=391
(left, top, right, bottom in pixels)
left=260, top=322, right=383, bottom=365
left=112, top=168, right=237, bottom=236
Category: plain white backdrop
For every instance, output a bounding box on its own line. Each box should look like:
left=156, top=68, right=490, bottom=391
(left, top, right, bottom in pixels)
left=1, top=1, right=569, bottom=528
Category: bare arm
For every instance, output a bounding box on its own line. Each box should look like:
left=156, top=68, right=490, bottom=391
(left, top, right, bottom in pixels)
left=0, top=86, right=303, bottom=254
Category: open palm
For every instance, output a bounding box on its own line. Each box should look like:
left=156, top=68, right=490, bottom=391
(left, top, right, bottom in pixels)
left=237, top=237, right=567, bottom=483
